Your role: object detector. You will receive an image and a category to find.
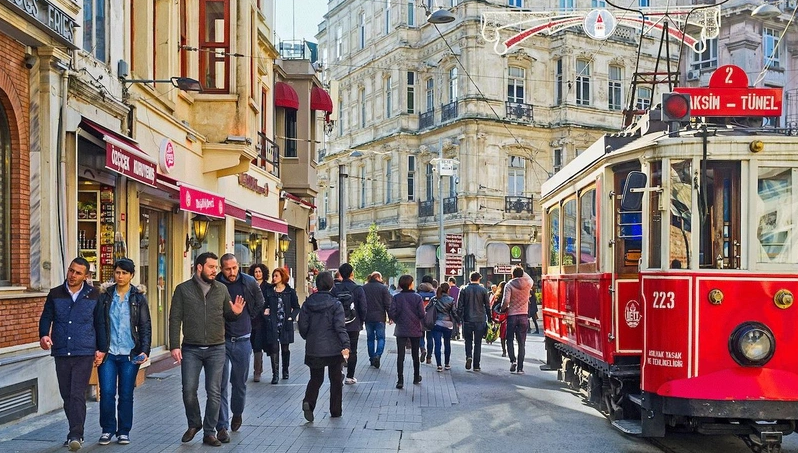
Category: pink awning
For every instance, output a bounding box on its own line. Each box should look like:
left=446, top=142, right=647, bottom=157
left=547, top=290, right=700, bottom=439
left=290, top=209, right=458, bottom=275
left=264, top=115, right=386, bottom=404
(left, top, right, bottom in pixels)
left=250, top=211, right=288, bottom=234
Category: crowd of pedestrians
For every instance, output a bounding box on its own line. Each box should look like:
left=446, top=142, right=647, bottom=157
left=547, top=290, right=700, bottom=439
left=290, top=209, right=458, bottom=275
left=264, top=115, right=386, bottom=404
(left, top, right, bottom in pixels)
left=38, top=254, right=539, bottom=449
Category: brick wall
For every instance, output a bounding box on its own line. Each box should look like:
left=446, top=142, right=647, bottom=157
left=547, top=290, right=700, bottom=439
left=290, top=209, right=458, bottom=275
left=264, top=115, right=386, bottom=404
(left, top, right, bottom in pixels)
left=0, top=32, right=31, bottom=287
left=0, top=296, right=45, bottom=348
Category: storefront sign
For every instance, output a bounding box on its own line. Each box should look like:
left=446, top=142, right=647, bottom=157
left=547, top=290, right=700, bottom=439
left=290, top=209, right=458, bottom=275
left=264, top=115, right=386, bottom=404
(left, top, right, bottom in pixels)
left=238, top=173, right=269, bottom=195
left=105, top=141, right=157, bottom=187
left=2, top=0, right=78, bottom=48
left=159, top=138, right=176, bottom=173
left=180, top=185, right=225, bottom=218
left=510, top=244, right=524, bottom=264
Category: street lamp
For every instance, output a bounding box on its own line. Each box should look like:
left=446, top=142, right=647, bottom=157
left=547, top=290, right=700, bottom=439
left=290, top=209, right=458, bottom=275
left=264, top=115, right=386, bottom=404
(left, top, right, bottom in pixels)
left=421, top=3, right=456, bottom=24
left=122, top=76, right=203, bottom=92
left=338, top=163, right=348, bottom=264
left=752, top=2, right=782, bottom=19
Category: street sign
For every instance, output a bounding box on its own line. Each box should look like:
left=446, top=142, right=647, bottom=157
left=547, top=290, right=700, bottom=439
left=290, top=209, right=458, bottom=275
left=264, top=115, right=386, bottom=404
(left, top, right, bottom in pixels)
left=438, top=159, right=457, bottom=176
left=445, top=255, right=462, bottom=276
left=445, top=233, right=463, bottom=255
left=494, top=265, right=513, bottom=274
left=674, top=65, right=782, bottom=117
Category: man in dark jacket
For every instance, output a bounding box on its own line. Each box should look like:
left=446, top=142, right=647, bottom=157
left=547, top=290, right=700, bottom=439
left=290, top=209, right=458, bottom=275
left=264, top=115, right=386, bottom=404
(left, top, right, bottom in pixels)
left=169, top=252, right=246, bottom=447
left=214, top=253, right=265, bottom=442
left=298, top=271, right=350, bottom=422
left=456, top=272, right=491, bottom=371
left=362, top=272, right=392, bottom=369
left=39, top=257, right=107, bottom=451
left=330, top=263, right=367, bottom=385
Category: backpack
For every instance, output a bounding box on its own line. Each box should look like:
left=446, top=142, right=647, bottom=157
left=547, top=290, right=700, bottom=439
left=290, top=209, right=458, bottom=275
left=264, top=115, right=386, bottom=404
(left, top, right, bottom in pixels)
left=334, top=282, right=357, bottom=324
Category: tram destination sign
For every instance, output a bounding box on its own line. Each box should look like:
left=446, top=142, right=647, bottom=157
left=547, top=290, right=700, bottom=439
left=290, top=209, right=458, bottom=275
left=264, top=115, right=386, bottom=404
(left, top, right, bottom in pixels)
left=674, top=65, right=782, bottom=117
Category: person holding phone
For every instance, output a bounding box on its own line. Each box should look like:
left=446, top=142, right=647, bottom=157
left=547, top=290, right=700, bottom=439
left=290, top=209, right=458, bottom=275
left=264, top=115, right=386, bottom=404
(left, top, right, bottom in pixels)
left=97, top=258, right=152, bottom=445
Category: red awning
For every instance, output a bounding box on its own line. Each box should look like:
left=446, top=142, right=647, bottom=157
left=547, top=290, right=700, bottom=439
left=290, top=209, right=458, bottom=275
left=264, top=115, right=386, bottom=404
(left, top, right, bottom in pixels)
left=250, top=211, right=288, bottom=234
left=316, top=249, right=340, bottom=269
left=225, top=201, right=248, bottom=221
left=310, top=86, right=333, bottom=113
left=274, top=82, right=299, bottom=110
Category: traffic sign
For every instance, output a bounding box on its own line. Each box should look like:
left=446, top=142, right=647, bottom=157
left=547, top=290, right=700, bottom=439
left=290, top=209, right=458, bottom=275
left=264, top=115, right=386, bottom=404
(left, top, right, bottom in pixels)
left=494, top=265, right=513, bottom=274
left=674, top=65, right=782, bottom=117
left=445, top=233, right=463, bottom=255
left=445, top=254, right=462, bottom=276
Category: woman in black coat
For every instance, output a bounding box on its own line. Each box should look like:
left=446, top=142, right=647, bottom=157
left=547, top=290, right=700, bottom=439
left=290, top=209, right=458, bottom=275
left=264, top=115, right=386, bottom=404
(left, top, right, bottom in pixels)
left=247, top=263, right=270, bottom=382
left=387, top=274, right=425, bottom=389
left=263, top=267, right=300, bottom=384
left=298, top=271, right=350, bottom=422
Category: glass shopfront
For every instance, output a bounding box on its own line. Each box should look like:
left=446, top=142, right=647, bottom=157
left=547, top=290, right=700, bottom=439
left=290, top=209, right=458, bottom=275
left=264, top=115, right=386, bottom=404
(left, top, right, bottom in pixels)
left=139, top=207, right=171, bottom=348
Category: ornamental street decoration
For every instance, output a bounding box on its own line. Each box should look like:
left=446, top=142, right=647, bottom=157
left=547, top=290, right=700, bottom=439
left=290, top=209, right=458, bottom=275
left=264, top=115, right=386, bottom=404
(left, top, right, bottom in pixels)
left=481, top=6, right=720, bottom=55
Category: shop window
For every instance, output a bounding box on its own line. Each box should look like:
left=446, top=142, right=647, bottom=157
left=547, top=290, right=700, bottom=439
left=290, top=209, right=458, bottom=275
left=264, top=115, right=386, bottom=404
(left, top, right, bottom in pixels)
left=140, top=208, right=171, bottom=347
left=200, top=0, right=230, bottom=92
left=83, top=0, right=107, bottom=63
left=234, top=230, right=256, bottom=268
left=0, top=106, right=9, bottom=284
left=548, top=206, right=560, bottom=267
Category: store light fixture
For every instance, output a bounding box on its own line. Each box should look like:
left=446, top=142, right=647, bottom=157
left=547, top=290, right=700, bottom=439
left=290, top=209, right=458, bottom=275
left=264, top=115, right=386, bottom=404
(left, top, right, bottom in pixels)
left=276, top=234, right=292, bottom=260
left=248, top=233, right=261, bottom=256
left=122, top=76, right=203, bottom=92
left=185, top=215, right=211, bottom=252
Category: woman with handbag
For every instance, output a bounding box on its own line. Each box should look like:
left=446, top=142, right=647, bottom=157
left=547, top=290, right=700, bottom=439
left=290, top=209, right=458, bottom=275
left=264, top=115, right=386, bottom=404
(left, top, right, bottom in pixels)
left=429, top=283, right=456, bottom=372
left=388, top=275, right=425, bottom=389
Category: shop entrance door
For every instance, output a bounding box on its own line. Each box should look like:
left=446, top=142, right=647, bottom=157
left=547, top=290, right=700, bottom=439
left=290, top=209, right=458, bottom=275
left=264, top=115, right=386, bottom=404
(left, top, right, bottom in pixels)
left=140, top=208, right=171, bottom=349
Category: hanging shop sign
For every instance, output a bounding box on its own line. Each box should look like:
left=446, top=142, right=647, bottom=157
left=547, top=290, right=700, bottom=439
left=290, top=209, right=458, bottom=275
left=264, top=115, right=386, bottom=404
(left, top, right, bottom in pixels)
left=179, top=185, right=225, bottom=218
left=105, top=137, right=157, bottom=187
left=2, top=0, right=78, bottom=48
left=159, top=138, right=176, bottom=173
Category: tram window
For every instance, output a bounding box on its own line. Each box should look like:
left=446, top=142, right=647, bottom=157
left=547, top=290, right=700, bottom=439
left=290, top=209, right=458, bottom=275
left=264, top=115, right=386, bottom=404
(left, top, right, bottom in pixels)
left=698, top=162, right=740, bottom=269
left=756, top=167, right=797, bottom=264
left=548, top=207, right=560, bottom=267
left=615, top=166, right=642, bottom=274
left=670, top=160, right=692, bottom=268
left=563, top=199, right=577, bottom=268
left=580, top=189, right=597, bottom=265
left=649, top=161, right=663, bottom=268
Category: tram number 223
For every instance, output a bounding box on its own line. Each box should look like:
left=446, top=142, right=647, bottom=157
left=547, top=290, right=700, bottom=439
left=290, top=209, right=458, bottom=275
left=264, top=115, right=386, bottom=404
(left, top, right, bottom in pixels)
left=652, top=291, right=676, bottom=309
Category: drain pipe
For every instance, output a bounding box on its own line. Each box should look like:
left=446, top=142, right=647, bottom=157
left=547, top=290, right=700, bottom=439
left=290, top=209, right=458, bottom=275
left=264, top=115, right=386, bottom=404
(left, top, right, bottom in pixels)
left=56, top=58, right=70, bottom=276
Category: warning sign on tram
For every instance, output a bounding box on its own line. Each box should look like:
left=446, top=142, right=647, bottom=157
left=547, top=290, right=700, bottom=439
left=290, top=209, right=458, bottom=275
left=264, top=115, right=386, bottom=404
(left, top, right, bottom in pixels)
left=674, top=65, right=782, bottom=117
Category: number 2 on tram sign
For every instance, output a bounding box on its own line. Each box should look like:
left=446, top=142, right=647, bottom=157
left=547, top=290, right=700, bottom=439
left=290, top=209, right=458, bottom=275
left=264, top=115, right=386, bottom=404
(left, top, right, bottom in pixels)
left=674, top=65, right=782, bottom=117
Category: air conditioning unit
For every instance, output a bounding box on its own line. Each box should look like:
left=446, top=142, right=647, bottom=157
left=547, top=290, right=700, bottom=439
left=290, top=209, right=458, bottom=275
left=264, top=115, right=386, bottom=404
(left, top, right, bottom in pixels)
left=686, top=69, right=701, bottom=81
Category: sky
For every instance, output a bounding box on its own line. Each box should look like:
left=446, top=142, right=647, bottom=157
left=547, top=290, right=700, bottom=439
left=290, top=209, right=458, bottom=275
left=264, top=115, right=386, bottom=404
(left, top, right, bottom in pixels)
left=275, top=0, right=329, bottom=44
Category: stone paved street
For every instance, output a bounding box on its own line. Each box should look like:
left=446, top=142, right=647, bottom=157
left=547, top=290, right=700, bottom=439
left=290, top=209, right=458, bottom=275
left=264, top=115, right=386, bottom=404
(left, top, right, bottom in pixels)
left=1, top=327, right=797, bottom=453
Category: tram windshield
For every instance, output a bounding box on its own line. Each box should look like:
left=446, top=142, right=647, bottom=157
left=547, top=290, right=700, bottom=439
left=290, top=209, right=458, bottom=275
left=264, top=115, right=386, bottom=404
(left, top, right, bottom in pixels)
left=669, top=160, right=692, bottom=269
left=756, top=167, right=798, bottom=264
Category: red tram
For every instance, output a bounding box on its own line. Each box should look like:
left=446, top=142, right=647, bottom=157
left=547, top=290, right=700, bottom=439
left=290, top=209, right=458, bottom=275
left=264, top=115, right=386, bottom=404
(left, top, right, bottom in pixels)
left=539, top=112, right=798, bottom=452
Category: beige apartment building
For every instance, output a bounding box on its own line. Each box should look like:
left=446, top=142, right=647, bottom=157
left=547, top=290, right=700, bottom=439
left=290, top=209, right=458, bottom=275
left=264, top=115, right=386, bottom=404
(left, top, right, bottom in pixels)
left=0, top=0, right=326, bottom=421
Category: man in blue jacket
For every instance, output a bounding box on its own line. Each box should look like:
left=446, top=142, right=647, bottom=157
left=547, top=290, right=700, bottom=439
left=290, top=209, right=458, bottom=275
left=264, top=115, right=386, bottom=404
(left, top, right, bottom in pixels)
left=330, top=263, right=367, bottom=385
left=39, top=257, right=107, bottom=452
left=214, top=253, right=265, bottom=442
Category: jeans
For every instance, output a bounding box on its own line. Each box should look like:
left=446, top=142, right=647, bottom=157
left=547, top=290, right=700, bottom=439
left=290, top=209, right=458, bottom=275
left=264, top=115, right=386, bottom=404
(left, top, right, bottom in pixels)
left=462, top=322, right=487, bottom=368
left=217, top=337, right=252, bottom=430
left=365, top=322, right=386, bottom=359
left=98, top=354, right=140, bottom=436
left=54, top=356, right=94, bottom=440
left=506, top=315, right=529, bottom=371
left=419, top=330, right=433, bottom=353
left=346, top=331, right=360, bottom=379
left=395, top=336, right=420, bottom=378
left=431, top=325, right=452, bottom=367
left=181, top=344, right=225, bottom=435
left=303, top=361, right=344, bottom=416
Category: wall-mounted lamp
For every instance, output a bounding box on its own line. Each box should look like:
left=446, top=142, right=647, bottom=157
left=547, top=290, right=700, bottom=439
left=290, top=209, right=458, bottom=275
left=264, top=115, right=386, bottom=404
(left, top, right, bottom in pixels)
left=276, top=234, right=292, bottom=260
left=122, top=76, right=203, bottom=92
left=248, top=233, right=261, bottom=257
left=185, top=214, right=211, bottom=252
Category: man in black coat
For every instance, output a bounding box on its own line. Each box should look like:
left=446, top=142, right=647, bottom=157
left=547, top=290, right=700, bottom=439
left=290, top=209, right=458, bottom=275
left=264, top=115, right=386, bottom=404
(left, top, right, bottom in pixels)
left=456, top=272, right=491, bottom=372
left=330, top=263, right=367, bottom=385
left=362, top=272, right=392, bottom=369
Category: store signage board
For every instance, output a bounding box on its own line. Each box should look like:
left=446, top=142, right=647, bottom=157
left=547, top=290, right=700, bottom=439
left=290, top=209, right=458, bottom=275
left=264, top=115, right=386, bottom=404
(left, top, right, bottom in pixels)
left=105, top=141, right=157, bottom=187
left=1, top=0, right=78, bottom=48
left=159, top=138, right=176, bottom=173
left=674, top=65, right=782, bottom=117
left=180, top=185, right=225, bottom=218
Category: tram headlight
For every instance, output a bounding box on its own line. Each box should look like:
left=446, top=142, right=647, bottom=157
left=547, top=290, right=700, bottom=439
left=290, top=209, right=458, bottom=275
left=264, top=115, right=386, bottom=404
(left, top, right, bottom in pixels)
left=729, top=323, right=775, bottom=367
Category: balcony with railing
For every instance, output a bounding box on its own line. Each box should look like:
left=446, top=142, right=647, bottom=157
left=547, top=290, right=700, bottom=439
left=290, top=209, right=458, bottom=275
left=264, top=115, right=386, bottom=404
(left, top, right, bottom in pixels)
left=443, top=196, right=457, bottom=214
left=418, top=199, right=434, bottom=217
left=255, top=132, right=280, bottom=178
left=505, top=101, right=534, bottom=123
left=419, top=109, right=434, bottom=130
left=505, top=196, right=534, bottom=214
left=441, top=101, right=458, bottom=122
left=318, top=218, right=327, bottom=230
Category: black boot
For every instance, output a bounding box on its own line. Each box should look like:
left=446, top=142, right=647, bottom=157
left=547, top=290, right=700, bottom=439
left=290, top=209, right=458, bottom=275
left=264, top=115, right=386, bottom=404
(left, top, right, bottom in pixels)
left=282, top=350, right=290, bottom=380
left=270, top=353, right=279, bottom=384
left=396, top=375, right=403, bottom=389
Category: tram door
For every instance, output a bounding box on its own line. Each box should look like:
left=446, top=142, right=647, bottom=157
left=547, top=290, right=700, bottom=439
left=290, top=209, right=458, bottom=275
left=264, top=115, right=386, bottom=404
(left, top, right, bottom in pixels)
left=699, top=162, right=741, bottom=269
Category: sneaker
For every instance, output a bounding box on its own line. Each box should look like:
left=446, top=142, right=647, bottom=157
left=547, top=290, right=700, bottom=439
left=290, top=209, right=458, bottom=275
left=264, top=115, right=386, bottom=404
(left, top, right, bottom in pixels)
left=516, top=369, right=525, bottom=375
left=437, top=366, right=443, bottom=372
left=68, top=438, right=83, bottom=451
left=373, top=356, right=380, bottom=369
left=63, top=440, right=69, bottom=448
left=444, top=364, right=451, bottom=370
left=117, top=435, right=130, bottom=445
left=98, top=433, right=112, bottom=445
left=465, top=357, right=472, bottom=370
left=473, top=367, right=481, bottom=372
left=345, top=377, right=357, bottom=385
left=510, top=362, right=517, bottom=373
left=302, top=401, right=314, bottom=422
left=426, top=357, right=432, bottom=364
